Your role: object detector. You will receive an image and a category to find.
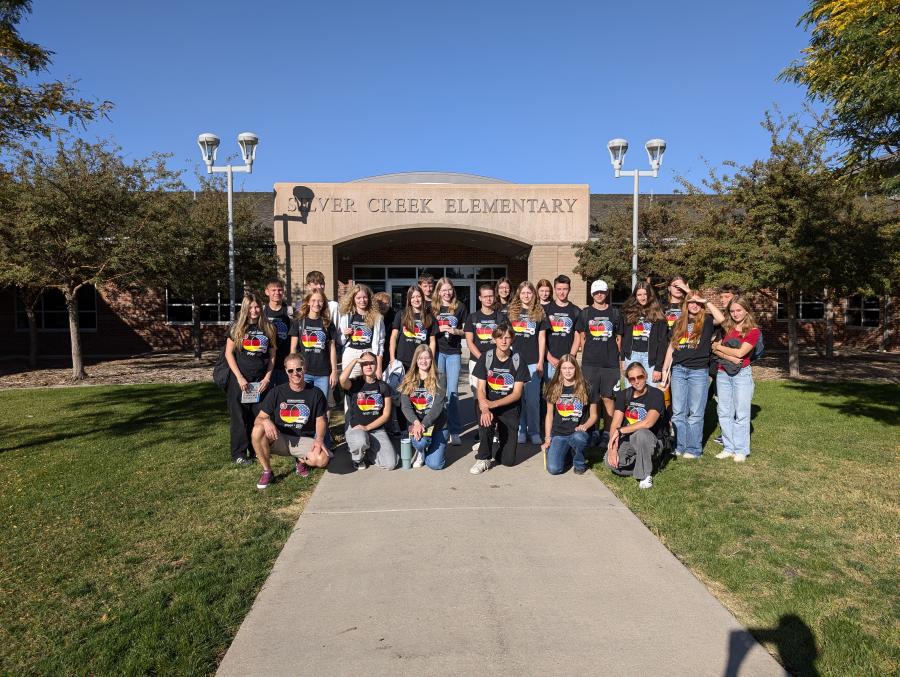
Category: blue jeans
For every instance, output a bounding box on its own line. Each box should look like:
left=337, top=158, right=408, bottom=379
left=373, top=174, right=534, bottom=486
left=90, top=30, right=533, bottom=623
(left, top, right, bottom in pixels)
left=518, top=363, right=541, bottom=438
left=716, top=366, right=754, bottom=456
left=437, top=352, right=461, bottom=435
left=544, top=360, right=556, bottom=382
left=546, top=431, right=589, bottom=474
left=410, top=426, right=448, bottom=470
left=305, top=374, right=332, bottom=446
left=671, top=364, right=709, bottom=456
left=625, top=351, right=660, bottom=389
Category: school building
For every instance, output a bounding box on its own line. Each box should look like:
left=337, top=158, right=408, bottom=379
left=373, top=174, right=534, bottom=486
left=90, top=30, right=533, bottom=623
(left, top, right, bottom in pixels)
left=1, top=172, right=896, bottom=357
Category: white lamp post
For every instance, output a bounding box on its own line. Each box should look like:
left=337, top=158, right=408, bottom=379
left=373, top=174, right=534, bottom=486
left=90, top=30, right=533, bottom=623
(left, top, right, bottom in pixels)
left=197, top=132, right=259, bottom=321
left=607, top=138, right=667, bottom=290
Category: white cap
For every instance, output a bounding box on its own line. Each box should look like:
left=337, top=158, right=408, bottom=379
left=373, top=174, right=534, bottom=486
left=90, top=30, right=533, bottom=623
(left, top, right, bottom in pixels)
left=590, top=280, right=609, bottom=295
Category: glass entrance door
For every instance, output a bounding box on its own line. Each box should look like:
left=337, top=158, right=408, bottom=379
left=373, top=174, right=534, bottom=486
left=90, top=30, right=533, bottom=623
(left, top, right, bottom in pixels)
left=387, top=279, right=418, bottom=312
left=450, top=279, right=477, bottom=313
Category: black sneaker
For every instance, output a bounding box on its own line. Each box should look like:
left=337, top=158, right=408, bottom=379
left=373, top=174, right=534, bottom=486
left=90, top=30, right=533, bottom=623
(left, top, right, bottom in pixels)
left=574, top=466, right=587, bottom=475
left=353, top=460, right=367, bottom=470
left=233, top=456, right=253, bottom=466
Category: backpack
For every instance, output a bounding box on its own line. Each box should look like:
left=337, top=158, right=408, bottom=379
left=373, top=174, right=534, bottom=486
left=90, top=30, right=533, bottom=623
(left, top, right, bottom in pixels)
left=751, top=332, right=765, bottom=362
left=212, top=345, right=231, bottom=390
left=484, top=349, right=520, bottom=373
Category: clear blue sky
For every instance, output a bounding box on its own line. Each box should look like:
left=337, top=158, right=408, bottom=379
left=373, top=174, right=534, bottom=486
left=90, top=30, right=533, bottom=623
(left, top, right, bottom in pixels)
left=23, top=0, right=814, bottom=194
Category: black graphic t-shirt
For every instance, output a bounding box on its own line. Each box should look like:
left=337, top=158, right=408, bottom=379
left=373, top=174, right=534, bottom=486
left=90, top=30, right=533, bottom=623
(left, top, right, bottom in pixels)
left=263, top=304, right=292, bottom=368
left=496, top=302, right=510, bottom=321
left=672, top=314, right=715, bottom=369
left=511, top=311, right=549, bottom=365
left=615, top=386, right=665, bottom=436
left=465, top=310, right=499, bottom=358
left=347, top=313, right=375, bottom=351
left=665, top=303, right=683, bottom=336
left=345, top=378, right=392, bottom=429
left=629, top=316, right=653, bottom=354
left=551, top=384, right=590, bottom=436
left=406, top=379, right=448, bottom=430
left=234, top=323, right=271, bottom=381
left=472, top=350, right=531, bottom=414
left=436, top=304, right=468, bottom=355
left=577, top=306, right=623, bottom=367
left=392, top=312, right=434, bottom=367
left=288, top=316, right=335, bottom=376
left=259, top=383, right=326, bottom=437
left=545, top=301, right=581, bottom=359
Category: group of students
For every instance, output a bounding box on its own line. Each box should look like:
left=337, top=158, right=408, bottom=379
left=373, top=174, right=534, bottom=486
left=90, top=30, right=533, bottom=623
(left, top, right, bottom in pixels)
left=220, top=270, right=762, bottom=490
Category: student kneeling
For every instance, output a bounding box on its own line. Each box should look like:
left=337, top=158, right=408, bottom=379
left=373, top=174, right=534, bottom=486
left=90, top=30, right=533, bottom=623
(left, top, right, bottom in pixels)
left=542, top=354, right=598, bottom=475
left=340, top=352, right=398, bottom=470
left=604, top=363, right=665, bottom=489
left=252, top=353, right=331, bottom=490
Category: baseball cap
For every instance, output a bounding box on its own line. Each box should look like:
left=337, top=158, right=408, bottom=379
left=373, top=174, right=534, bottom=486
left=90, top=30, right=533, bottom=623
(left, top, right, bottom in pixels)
left=590, top=280, right=609, bottom=294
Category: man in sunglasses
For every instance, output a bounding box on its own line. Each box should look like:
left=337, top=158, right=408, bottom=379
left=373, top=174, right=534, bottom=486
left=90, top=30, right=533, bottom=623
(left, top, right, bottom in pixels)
left=252, top=353, right=331, bottom=489
left=603, top=362, right=665, bottom=490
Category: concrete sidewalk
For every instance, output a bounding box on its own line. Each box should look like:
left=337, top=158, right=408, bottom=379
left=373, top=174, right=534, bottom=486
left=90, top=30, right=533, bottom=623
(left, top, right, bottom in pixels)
left=218, top=396, right=784, bottom=677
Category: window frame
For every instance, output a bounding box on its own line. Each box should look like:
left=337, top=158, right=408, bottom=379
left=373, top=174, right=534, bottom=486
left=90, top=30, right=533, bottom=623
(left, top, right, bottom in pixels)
left=776, top=290, right=825, bottom=322
left=165, top=288, right=238, bottom=326
left=844, top=294, right=881, bottom=329
left=14, top=286, right=98, bottom=333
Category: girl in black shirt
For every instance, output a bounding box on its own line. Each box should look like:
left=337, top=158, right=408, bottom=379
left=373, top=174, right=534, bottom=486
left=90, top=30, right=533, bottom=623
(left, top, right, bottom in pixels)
left=620, top=282, right=667, bottom=388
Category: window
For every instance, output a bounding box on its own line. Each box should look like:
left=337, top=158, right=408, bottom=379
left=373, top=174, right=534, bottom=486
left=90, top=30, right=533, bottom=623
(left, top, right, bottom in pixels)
left=610, top=282, right=631, bottom=308
left=776, top=290, right=825, bottom=321
left=845, top=295, right=881, bottom=328
left=165, top=288, right=237, bottom=324
left=15, top=286, right=98, bottom=332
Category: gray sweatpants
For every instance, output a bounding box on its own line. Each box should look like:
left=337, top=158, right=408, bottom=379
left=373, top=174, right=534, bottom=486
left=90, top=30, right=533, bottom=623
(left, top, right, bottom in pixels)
left=604, top=428, right=658, bottom=481
left=344, top=426, right=398, bottom=469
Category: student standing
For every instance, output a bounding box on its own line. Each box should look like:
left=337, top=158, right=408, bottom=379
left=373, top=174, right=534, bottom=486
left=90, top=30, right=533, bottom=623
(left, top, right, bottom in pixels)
left=433, top=277, right=468, bottom=446
left=576, top=279, right=624, bottom=447
left=289, top=290, right=337, bottom=398
left=398, top=345, right=449, bottom=470
left=340, top=351, right=397, bottom=470
left=711, top=296, right=761, bottom=462
left=544, top=274, right=582, bottom=381
left=542, top=354, right=598, bottom=475
left=389, top=285, right=436, bottom=371
left=494, top=277, right=512, bottom=320
left=620, top=282, right=667, bottom=389
left=224, top=294, right=276, bottom=464
left=710, top=284, right=740, bottom=445
left=470, top=324, right=530, bottom=474
left=508, top=281, right=548, bottom=444
left=305, top=270, right=341, bottom=327
left=660, top=286, right=725, bottom=459
left=465, top=284, right=499, bottom=453
left=536, top=279, right=553, bottom=308
left=664, top=275, right=688, bottom=336
left=263, top=279, right=293, bottom=385
left=418, top=273, right=435, bottom=305
left=338, top=283, right=385, bottom=378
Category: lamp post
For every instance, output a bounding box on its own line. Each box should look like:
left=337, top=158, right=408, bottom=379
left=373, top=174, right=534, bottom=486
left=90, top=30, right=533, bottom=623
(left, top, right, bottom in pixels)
left=607, top=138, right=667, bottom=291
left=197, top=132, right=259, bottom=321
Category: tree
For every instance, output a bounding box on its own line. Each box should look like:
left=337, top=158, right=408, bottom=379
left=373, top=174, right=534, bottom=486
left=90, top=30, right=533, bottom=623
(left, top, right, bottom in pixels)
left=4, top=138, right=182, bottom=379
left=0, top=1, right=112, bottom=146
left=780, top=0, right=900, bottom=193
left=162, top=177, right=275, bottom=360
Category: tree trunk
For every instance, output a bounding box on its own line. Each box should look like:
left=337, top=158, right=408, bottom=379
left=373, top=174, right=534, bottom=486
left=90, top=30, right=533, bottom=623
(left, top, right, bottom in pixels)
left=786, top=287, right=800, bottom=378
left=192, top=300, right=203, bottom=361
left=824, top=287, right=834, bottom=359
left=25, top=305, right=38, bottom=369
left=882, top=295, right=891, bottom=352
left=64, top=285, right=86, bottom=380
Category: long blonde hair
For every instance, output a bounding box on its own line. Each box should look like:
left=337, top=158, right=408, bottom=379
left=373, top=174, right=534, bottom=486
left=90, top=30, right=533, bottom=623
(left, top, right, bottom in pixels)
left=508, top=281, right=546, bottom=322
left=299, top=290, right=332, bottom=328
left=721, top=295, right=759, bottom=335
left=398, top=345, right=439, bottom=395
left=339, top=283, right=381, bottom=329
left=229, top=293, right=276, bottom=349
left=544, top=354, right=590, bottom=405
left=670, top=298, right=707, bottom=349
left=431, top=277, right=459, bottom=315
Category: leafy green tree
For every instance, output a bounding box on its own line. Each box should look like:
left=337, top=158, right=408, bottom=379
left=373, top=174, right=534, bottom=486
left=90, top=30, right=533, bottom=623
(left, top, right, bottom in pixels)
left=0, top=1, right=111, bottom=146
left=4, top=138, right=182, bottom=379
left=781, top=0, right=900, bottom=193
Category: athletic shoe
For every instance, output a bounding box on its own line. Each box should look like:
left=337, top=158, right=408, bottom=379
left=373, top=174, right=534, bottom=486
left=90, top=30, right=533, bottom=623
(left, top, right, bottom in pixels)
left=681, top=452, right=701, bottom=460
left=714, top=435, right=724, bottom=446
left=450, top=434, right=462, bottom=446
left=469, top=459, right=491, bottom=475
left=574, top=466, right=587, bottom=475
left=233, top=456, right=254, bottom=466
left=715, top=451, right=734, bottom=460
left=517, top=433, right=527, bottom=444
left=471, top=441, right=480, bottom=452
left=256, top=469, right=274, bottom=489
left=733, top=454, right=748, bottom=463
left=353, top=459, right=367, bottom=470
left=295, top=459, right=310, bottom=477
left=412, top=451, right=424, bottom=468
left=672, top=450, right=683, bottom=457
left=529, top=434, right=542, bottom=445
left=638, top=476, right=653, bottom=489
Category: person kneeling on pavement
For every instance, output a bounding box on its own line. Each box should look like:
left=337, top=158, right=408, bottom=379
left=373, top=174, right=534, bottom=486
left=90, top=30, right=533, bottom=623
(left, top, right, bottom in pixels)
left=542, top=354, right=598, bottom=475
left=604, top=362, right=665, bottom=490
left=252, top=353, right=331, bottom=490
left=340, top=352, right=398, bottom=470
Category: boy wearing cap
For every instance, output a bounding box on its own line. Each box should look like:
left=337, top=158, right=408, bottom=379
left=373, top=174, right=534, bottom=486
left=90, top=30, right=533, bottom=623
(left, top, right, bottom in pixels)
left=576, top=280, right=624, bottom=447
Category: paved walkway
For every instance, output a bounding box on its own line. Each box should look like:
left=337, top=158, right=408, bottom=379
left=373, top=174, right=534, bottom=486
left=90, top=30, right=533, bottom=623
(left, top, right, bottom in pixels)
left=218, top=395, right=784, bottom=677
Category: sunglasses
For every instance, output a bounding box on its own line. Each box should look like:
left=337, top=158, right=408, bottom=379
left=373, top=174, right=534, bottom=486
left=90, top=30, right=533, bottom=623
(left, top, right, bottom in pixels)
left=286, top=368, right=304, bottom=374
left=627, top=375, right=646, bottom=383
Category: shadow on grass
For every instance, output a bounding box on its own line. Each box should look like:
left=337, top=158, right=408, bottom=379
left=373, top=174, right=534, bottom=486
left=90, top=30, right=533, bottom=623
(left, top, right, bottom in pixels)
left=783, top=380, right=900, bottom=425
left=725, top=614, right=819, bottom=677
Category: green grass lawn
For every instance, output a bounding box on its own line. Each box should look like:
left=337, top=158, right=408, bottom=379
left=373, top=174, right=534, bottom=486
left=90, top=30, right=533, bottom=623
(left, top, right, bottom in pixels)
left=0, top=383, right=322, bottom=675
left=592, top=380, right=900, bottom=677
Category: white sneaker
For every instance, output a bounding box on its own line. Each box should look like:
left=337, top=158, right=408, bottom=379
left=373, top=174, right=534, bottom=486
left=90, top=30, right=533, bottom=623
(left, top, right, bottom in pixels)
left=733, top=454, right=747, bottom=463
left=638, top=476, right=653, bottom=490
left=517, top=433, right=527, bottom=444
left=412, top=451, right=424, bottom=468
left=450, top=434, right=462, bottom=446
left=715, top=451, right=734, bottom=460
left=471, top=441, right=481, bottom=452
left=469, top=459, right=491, bottom=475
left=529, top=434, right=542, bottom=445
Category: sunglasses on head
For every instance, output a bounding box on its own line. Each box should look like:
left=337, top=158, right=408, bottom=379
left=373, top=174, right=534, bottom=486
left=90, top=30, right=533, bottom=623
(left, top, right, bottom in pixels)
left=286, top=367, right=304, bottom=374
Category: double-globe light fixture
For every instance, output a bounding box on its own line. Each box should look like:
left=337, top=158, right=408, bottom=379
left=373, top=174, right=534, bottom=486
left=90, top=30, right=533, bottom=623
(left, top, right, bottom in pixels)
left=607, top=138, right=667, bottom=291
left=196, top=132, right=260, bottom=321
